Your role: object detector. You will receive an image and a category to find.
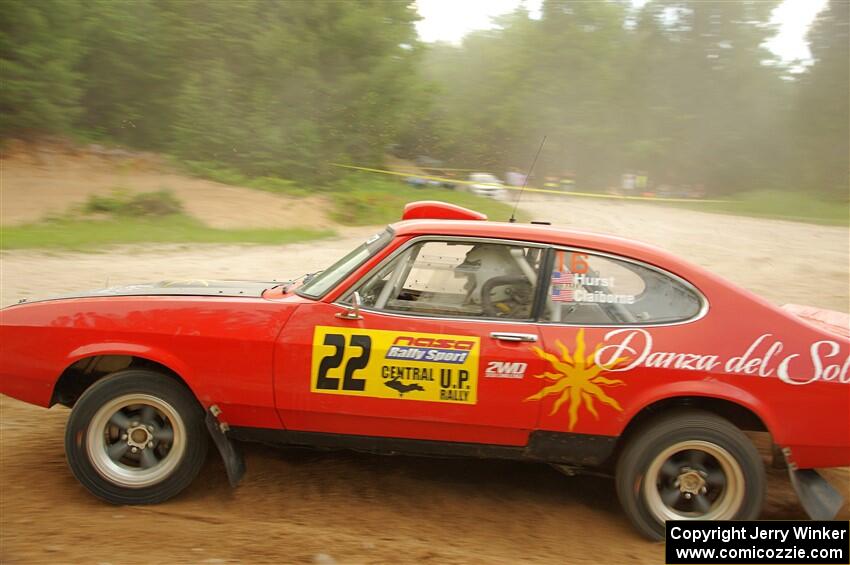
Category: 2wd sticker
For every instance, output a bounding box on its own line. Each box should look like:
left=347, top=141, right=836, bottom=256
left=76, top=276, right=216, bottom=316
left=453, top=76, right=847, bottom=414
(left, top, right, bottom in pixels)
left=311, top=326, right=479, bottom=403
left=485, top=361, right=527, bottom=379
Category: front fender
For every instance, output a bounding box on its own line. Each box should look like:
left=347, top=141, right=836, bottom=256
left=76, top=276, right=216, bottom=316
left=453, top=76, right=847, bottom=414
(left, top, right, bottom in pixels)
left=2, top=296, right=292, bottom=428
left=64, top=342, right=202, bottom=402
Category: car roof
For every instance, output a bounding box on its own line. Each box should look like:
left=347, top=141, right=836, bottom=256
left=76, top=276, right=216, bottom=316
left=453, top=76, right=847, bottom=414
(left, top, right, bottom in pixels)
left=388, top=219, right=691, bottom=273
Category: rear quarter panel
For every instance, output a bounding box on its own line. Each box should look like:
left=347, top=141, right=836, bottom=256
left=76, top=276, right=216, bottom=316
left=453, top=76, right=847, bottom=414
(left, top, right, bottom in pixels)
left=534, top=264, right=849, bottom=469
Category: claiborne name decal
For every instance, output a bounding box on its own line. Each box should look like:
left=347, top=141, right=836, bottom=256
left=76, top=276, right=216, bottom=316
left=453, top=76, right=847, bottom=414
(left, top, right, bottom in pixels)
left=550, top=271, right=635, bottom=305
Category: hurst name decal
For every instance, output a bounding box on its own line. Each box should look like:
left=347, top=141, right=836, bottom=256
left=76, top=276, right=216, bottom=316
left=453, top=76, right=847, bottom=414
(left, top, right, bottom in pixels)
left=550, top=272, right=635, bottom=305
left=311, top=327, right=479, bottom=403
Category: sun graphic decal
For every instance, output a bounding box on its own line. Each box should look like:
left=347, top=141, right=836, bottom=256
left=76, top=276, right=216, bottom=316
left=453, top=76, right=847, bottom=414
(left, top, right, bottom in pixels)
left=525, top=329, right=629, bottom=430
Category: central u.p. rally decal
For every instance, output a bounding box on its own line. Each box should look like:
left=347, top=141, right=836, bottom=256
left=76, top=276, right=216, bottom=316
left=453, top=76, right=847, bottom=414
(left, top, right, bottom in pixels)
left=311, top=326, right=479, bottom=404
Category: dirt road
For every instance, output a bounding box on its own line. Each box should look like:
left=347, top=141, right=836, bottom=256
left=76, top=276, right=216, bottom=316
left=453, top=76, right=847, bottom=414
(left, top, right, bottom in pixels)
left=3, top=196, right=847, bottom=311
left=1, top=197, right=848, bottom=564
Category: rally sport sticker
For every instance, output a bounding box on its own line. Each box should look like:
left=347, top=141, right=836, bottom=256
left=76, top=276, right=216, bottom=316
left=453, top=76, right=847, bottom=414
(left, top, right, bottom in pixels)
left=311, top=326, right=479, bottom=404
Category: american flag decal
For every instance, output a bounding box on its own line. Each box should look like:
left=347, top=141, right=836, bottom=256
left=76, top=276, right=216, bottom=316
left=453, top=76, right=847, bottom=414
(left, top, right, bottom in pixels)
left=551, top=271, right=575, bottom=302
left=551, top=271, right=574, bottom=285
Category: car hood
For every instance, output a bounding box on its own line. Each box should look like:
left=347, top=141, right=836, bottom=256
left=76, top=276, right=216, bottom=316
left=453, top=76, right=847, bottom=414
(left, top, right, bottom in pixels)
left=12, top=279, right=285, bottom=306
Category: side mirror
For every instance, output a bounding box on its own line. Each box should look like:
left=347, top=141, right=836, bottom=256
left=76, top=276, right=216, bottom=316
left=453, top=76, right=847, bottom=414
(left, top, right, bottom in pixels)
left=335, top=291, right=363, bottom=320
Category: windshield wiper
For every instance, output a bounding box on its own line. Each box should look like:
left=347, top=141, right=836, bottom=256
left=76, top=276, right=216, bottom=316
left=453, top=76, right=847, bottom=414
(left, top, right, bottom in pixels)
left=302, top=271, right=322, bottom=284
left=283, top=271, right=323, bottom=292
left=283, top=273, right=308, bottom=293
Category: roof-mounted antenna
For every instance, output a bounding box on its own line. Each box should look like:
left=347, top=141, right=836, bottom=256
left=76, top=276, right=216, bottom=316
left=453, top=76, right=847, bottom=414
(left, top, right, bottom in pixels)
left=509, top=136, right=546, bottom=223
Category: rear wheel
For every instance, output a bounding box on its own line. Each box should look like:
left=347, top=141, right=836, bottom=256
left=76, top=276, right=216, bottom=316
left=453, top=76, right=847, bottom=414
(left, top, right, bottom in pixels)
left=615, top=409, right=765, bottom=540
left=65, top=369, right=208, bottom=504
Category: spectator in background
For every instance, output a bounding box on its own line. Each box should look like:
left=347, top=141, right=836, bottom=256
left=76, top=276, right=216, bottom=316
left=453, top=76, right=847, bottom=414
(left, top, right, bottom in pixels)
left=506, top=169, right=526, bottom=187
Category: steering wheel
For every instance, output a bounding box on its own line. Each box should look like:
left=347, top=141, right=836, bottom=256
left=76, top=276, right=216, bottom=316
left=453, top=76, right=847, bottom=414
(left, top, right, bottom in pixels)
left=480, top=275, right=533, bottom=318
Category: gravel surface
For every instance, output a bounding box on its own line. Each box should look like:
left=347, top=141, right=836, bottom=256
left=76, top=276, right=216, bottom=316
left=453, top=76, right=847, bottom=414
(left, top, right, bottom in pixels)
left=1, top=196, right=848, bottom=564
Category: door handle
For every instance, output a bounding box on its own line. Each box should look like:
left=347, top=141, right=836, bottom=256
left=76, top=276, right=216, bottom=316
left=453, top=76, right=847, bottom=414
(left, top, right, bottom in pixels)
left=490, top=332, right=537, bottom=343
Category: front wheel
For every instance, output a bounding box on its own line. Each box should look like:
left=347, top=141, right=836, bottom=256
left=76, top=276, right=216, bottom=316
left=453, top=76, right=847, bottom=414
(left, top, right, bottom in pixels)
left=65, top=369, right=208, bottom=504
left=615, top=409, right=765, bottom=540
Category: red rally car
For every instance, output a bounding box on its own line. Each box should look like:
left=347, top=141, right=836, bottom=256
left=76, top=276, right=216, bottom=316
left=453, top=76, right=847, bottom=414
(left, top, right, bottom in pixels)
left=1, top=201, right=848, bottom=539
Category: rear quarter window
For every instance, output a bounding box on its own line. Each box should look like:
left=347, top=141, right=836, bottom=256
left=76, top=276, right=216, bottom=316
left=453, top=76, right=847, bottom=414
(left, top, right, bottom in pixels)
left=544, top=250, right=704, bottom=325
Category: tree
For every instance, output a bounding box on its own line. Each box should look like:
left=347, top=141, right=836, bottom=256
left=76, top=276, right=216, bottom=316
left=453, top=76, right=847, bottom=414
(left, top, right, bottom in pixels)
left=0, top=0, right=85, bottom=136
left=0, top=0, right=844, bottom=197
left=75, top=0, right=182, bottom=148
left=794, top=0, right=849, bottom=199
left=419, top=0, right=792, bottom=194
left=167, top=0, right=422, bottom=180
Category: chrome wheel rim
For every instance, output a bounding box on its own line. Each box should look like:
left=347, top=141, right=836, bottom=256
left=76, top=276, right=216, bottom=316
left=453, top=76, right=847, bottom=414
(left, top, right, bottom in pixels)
left=86, top=394, right=186, bottom=488
left=644, top=440, right=744, bottom=522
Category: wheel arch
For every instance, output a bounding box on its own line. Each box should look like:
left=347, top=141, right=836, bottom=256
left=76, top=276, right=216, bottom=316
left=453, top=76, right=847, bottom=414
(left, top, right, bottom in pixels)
left=612, top=382, right=779, bottom=464
left=52, top=344, right=201, bottom=408
left=620, top=395, right=768, bottom=439
left=619, top=380, right=776, bottom=437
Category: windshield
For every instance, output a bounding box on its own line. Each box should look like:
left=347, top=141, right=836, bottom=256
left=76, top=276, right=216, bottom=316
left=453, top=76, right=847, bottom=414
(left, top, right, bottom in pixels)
left=297, top=229, right=394, bottom=298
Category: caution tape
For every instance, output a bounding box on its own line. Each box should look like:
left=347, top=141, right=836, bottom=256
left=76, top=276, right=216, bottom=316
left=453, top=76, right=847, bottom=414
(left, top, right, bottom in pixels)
left=330, top=163, right=730, bottom=204
left=396, top=166, right=481, bottom=172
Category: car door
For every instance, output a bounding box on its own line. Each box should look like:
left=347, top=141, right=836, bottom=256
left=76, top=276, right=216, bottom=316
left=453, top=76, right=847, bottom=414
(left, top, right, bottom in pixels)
left=274, top=237, right=551, bottom=446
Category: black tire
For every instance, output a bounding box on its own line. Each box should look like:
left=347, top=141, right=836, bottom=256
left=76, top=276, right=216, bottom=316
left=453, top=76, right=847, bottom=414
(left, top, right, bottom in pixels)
left=615, top=409, right=765, bottom=540
left=65, top=369, right=208, bottom=504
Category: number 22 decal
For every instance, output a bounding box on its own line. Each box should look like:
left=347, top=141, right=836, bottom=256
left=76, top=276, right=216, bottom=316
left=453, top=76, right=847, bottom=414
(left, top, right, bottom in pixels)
left=315, top=333, right=372, bottom=391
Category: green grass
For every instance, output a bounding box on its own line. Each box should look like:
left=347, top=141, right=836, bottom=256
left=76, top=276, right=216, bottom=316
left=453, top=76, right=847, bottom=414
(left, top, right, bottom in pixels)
left=84, top=189, right=184, bottom=216
left=178, top=160, right=310, bottom=196
left=327, top=173, right=522, bottom=226
left=177, top=161, right=520, bottom=225
left=2, top=167, right=517, bottom=251
left=1, top=188, right=332, bottom=250
left=1, top=215, right=334, bottom=251
left=674, top=190, right=849, bottom=226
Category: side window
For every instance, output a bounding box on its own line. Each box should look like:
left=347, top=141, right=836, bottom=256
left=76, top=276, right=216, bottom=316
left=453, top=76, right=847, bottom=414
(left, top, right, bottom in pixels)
left=354, top=240, right=544, bottom=320
left=544, top=250, right=702, bottom=325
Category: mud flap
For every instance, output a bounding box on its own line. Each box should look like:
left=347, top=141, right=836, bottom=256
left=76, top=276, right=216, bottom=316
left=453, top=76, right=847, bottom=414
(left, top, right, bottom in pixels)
left=205, top=406, right=245, bottom=488
left=788, top=468, right=843, bottom=521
